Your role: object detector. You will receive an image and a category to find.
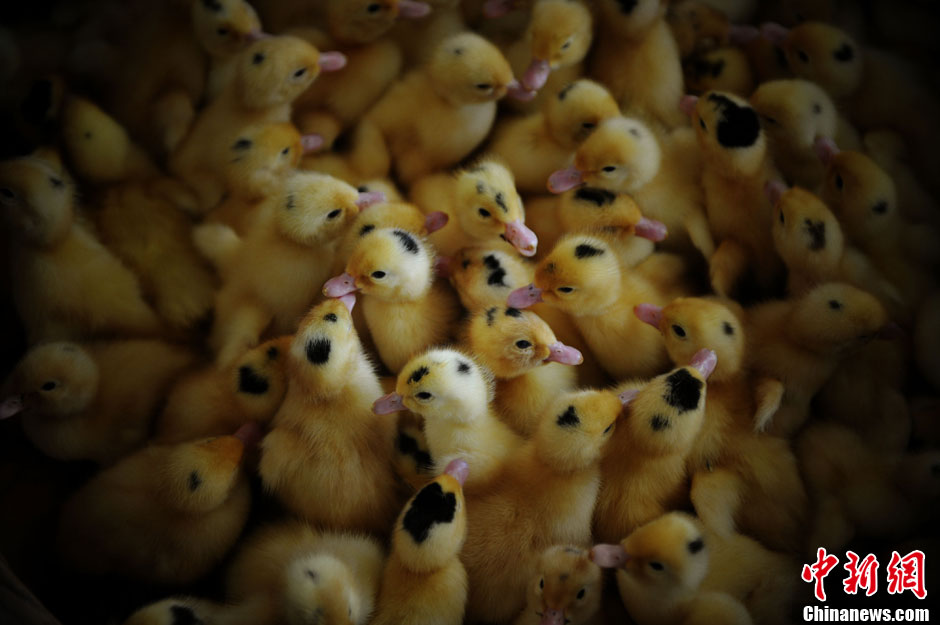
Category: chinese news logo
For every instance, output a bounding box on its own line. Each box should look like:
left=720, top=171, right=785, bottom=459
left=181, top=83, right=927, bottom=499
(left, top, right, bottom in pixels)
left=801, top=548, right=927, bottom=601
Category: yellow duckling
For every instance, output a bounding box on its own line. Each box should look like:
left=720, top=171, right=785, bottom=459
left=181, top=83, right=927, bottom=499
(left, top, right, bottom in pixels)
left=683, top=47, right=755, bottom=97
left=193, top=0, right=264, bottom=101
left=667, top=1, right=733, bottom=59
left=514, top=545, right=604, bottom=625
left=391, top=0, right=466, bottom=68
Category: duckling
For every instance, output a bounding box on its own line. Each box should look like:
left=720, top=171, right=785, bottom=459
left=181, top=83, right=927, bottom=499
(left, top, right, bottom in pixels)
left=323, top=227, right=461, bottom=373
left=590, top=0, right=686, bottom=128
left=170, top=35, right=345, bottom=212
left=507, top=234, right=680, bottom=380
left=58, top=432, right=252, bottom=584
left=373, top=348, right=522, bottom=489
left=594, top=349, right=716, bottom=543
left=0, top=339, right=195, bottom=464
left=371, top=459, right=469, bottom=625
left=514, top=545, right=604, bottom=625
left=460, top=388, right=624, bottom=623
left=488, top=79, right=620, bottom=194
left=411, top=158, right=539, bottom=257
left=463, top=305, right=582, bottom=437
left=861, top=130, right=939, bottom=230
left=0, top=154, right=164, bottom=342
left=358, top=31, right=516, bottom=184
left=225, top=519, right=385, bottom=625
left=684, top=47, right=755, bottom=97
left=123, top=597, right=255, bottom=625
left=683, top=91, right=784, bottom=297
left=259, top=298, right=404, bottom=534
left=194, top=0, right=263, bottom=101
left=157, top=336, right=290, bottom=444
left=745, top=282, right=889, bottom=437
left=391, top=0, right=466, bottom=68
left=205, top=171, right=370, bottom=367
left=667, top=1, right=732, bottom=59
left=591, top=512, right=752, bottom=625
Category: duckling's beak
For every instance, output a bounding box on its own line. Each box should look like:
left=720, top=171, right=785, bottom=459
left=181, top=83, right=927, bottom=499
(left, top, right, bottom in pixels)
left=355, top=191, right=386, bottom=209
left=323, top=272, right=358, bottom=298
left=759, top=21, right=790, bottom=47
left=522, top=59, right=551, bottom=91
left=318, top=51, right=347, bottom=72
left=443, top=458, right=469, bottom=486
left=483, top=0, right=515, bottom=18
left=618, top=389, right=639, bottom=406
left=545, top=342, right=582, bottom=365
left=690, top=348, right=718, bottom=379
left=728, top=23, right=760, bottom=45
left=635, top=217, right=668, bottom=241
left=590, top=543, right=630, bottom=569
left=633, top=303, right=663, bottom=328
left=301, top=133, right=324, bottom=154
left=539, top=608, right=565, bottom=625
left=547, top=166, right=583, bottom=193
left=373, top=392, right=405, bottom=415
left=244, top=30, right=268, bottom=43
left=424, top=211, right=449, bottom=234
left=679, top=94, right=699, bottom=117
left=0, top=395, right=24, bottom=420
left=813, top=136, right=840, bottom=165
left=434, top=255, right=454, bottom=278
left=507, top=283, right=543, bottom=308
left=233, top=421, right=264, bottom=450
left=504, top=220, right=538, bottom=256
left=507, top=79, right=537, bottom=102
left=398, top=0, right=432, bottom=19
left=338, top=293, right=356, bottom=313
left=764, top=179, right=788, bottom=206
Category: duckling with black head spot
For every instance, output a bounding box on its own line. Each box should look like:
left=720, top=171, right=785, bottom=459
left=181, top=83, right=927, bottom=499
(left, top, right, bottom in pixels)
left=58, top=432, right=252, bottom=584
left=514, top=545, right=604, bottom=625
left=463, top=305, right=582, bottom=437
left=372, top=459, right=469, bottom=625
left=260, top=298, right=404, bottom=534
left=323, top=227, right=461, bottom=373
left=193, top=0, right=263, bottom=101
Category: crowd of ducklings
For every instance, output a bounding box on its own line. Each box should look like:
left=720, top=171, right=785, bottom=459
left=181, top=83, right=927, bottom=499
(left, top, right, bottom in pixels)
left=0, top=0, right=938, bottom=623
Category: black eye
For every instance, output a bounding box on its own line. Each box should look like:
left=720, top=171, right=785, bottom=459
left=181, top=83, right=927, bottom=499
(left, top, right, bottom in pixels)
left=581, top=122, right=595, bottom=129
left=539, top=578, right=544, bottom=589
left=557, top=286, right=574, bottom=293
left=602, top=166, right=616, bottom=172
left=672, top=324, right=686, bottom=338
left=763, top=115, right=778, bottom=125
left=217, top=27, right=229, bottom=36
left=828, top=299, right=842, bottom=310
left=797, top=50, right=809, bottom=63
left=478, top=207, right=491, bottom=218
left=188, top=471, right=202, bottom=491
left=367, top=2, right=381, bottom=12
left=371, top=270, right=386, bottom=279
left=476, top=83, right=492, bottom=90
left=699, top=118, right=706, bottom=130
left=872, top=201, right=888, bottom=214
left=281, top=147, right=290, bottom=155
left=323, top=313, right=338, bottom=322
left=0, top=187, right=15, bottom=199
left=49, top=177, right=64, bottom=188
left=649, top=561, right=664, bottom=571
left=813, top=103, right=822, bottom=114
left=779, top=210, right=785, bottom=224
left=293, top=67, right=307, bottom=78
left=603, top=423, right=613, bottom=434
left=561, top=40, right=571, bottom=50
left=515, top=340, right=532, bottom=349
left=577, top=588, right=586, bottom=599
left=233, top=138, right=252, bottom=150
left=252, top=52, right=265, bottom=64
left=416, top=391, right=432, bottom=400
left=327, top=209, right=342, bottom=219
left=835, top=174, right=844, bottom=190
left=41, top=381, right=57, bottom=391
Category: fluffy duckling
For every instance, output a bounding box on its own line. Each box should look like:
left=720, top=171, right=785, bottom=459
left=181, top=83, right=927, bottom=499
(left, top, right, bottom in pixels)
left=591, top=513, right=752, bottom=625
left=391, top=0, right=466, bottom=68
left=411, top=158, right=539, bottom=257
left=323, top=227, right=461, bottom=373
left=170, top=35, right=345, bottom=212
left=156, top=336, right=290, bottom=443
left=194, top=0, right=263, bottom=101
left=359, top=31, right=516, bottom=184
left=58, top=432, right=252, bottom=584
left=204, top=171, right=370, bottom=367
left=225, top=519, right=385, bottom=625
left=590, top=0, right=686, bottom=128
left=594, top=350, right=716, bottom=543
left=0, top=154, right=163, bottom=342
left=507, top=234, right=680, bottom=380
left=371, top=459, right=469, bottom=625
left=746, top=282, right=889, bottom=437
left=123, top=597, right=255, bottom=625
left=463, top=305, right=582, bottom=437
left=460, top=388, right=624, bottom=623
left=683, top=91, right=784, bottom=297
left=259, top=298, right=404, bottom=534
left=373, top=348, right=522, bottom=489
left=514, top=545, right=604, bottom=625
left=488, top=79, right=620, bottom=194
left=1, top=339, right=195, bottom=464
left=684, top=47, right=755, bottom=98
left=667, top=1, right=732, bottom=59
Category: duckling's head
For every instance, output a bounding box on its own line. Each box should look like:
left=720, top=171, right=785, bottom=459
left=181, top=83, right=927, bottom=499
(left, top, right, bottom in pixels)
left=770, top=185, right=843, bottom=276
left=0, top=154, right=74, bottom=247
left=595, top=0, right=663, bottom=38
left=231, top=337, right=290, bottom=422
left=192, top=0, right=261, bottom=58
left=522, top=0, right=593, bottom=91
left=821, top=150, right=899, bottom=247
left=327, top=0, right=431, bottom=45
left=764, top=22, right=862, bottom=99
left=535, top=389, right=623, bottom=471
left=235, top=35, right=344, bottom=110
left=290, top=297, right=363, bottom=392
left=123, top=598, right=216, bottom=625
left=450, top=247, right=532, bottom=311
left=379, top=349, right=494, bottom=423
left=622, top=350, right=714, bottom=454
left=277, top=171, right=364, bottom=245
left=544, top=79, right=620, bottom=150
left=60, top=95, right=150, bottom=183
left=284, top=552, right=362, bottom=625
left=157, top=434, right=246, bottom=513
left=392, top=459, right=468, bottom=572
left=684, top=47, right=755, bottom=97
left=635, top=298, right=743, bottom=381
left=466, top=305, right=581, bottom=379
left=224, top=122, right=302, bottom=199
left=667, top=1, right=730, bottom=57
left=509, top=234, right=621, bottom=315
left=328, top=227, right=433, bottom=302
left=455, top=159, right=537, bottom=256
left=2, top=342, right=98, bottom=421
left=787, top=282, right=888, bottom=353
left=526, top=545, right=603, bottom=625
left=548, top=117, right=660, bottom=194
left=428, top=32, right=515, bottom=104
left=686, top=91, right=765, bottom=175
left=750, top=79, right=837, bottom=154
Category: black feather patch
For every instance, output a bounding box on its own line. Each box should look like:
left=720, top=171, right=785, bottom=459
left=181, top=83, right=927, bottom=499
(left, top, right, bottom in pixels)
left=557, top=405, right=580, bottom=427
left=305, top=338, right=331, bottom=365
left=650, top=414, right=670, bottom=431
left=171, top=605, right=203, bottom=625
left=267, top=346, right=279, bottom=359
left=872, top=200, right=888, bottom=215
left=574, top=243, right=605, bottom=259
left=408, top=366, right=429, bottom=384
left=487, top=267, right=508, bottom=287
left=457, top=361, right=471, bottom=374
left=252, top=52, right=265, bottom=65
left=483, top=255, right=501, bottom=269
left=476, top=181, right=485, bottom=194
left=558, top=83, right=575, bottom=100
left=495, top=192, right=507, bottom=213
left=805, top=220, right=826, bottom=251
left=707, top=93, right=761, bottom=149
left=323, top=313, right=338, bottom=323
left=392, top=229, right=419, bottom=254
left=505, top=307, right=522, bottom=318
left=833, top=43, right=855, bottom=62
left=286, top=194, right=295, bottom=210
left=486, top=307, right=497, bottom=326
left=663, top=368, right=703, bottom=412
left=688, top=538, right=704, bottom=554
left=688, top=56, right=725, bottom=79
left=238, top=366, right=269, bottom=395
left=397, top=431, right=433, bottom=471
left=402, top=481, right=457, bottom=543
left=575, top=187, right=616, bottom=207
left=188, top=471, right=202, bottom=492
left=359, top=224, right=375, bottom=237
left=616, top=0, right=638, bottom=13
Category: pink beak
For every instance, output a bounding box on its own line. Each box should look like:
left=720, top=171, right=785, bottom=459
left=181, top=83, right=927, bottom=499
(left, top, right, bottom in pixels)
left=635, top=217, right=668, bottom=241
left=507, top=283, right=543, bottom=309
left=547, top=166, right=583, bottom=193
left=373, top=392, right=405, bottom=414
left=504, top=220, right=538, bottom=256
left=539, top=609, right=565, bottom=625
left=590, top=543, right=630, bottom=569
left=728, top=23, right=760, bottom=45
left=424, top=210, right=449, bottom=234
left=522, top=59, right=551, bottom=91
left=634, top=303, right=663, bottom=328
left=814, top=136, right=840, bottom=165
left=323, top=272, right=358, bottom=298
left=338, top=293, right=356, bottom=313
left=233, top=421, right=264, bottom=448
left=0, top=395, right=24, bottom=420
left=507, top=79, right=537, bottom=102
left=760, top=22, right=790, bottom=47
left=679, top=94, right=699, bottom=117
left=483, top=0, right=514, bottom=18
left=690, top=348, right=718, bottom=379
left=545, top=342, right=583, bottom=365
left=301, top=133, right=324, bottom=154
left=618, top=388, right=639, bottom=405
left=434, top=255, right=453, bottom=278
left=398, top=0, right=432, bottom=19
left=443, top=458, right=469, bottom=486
left=356, top=191, right=386, bottom=210
left=318, top=51, right=347, bottom=72
left=245, top=30, right=268, bottom=43
left=764, top=180, right=788, bottom=206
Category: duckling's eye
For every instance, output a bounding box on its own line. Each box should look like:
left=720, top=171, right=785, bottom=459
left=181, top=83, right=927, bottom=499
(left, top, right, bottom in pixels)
left=539, top=578, right=544, bottom=589
left=602, top=166, right=616, bottom=173
left=828, top=299, right=842, bottom=310
left=577, top=588, right=586, bottom=599
left=49, top=176, right=64, bottom=188
left=416, top=391, right=433, bottom=400
left=371, top=270, right=386, bottom=279
left=561, top=39, right=572, bottom=50
left=835, top=174, right=844, bottom=190
left=649, top=561, right=664, bottom=571
left=366, top=2, right=381, bottom=12
left=515, top=340, right=532, bottom=349
left=323, top=313, right=338, bottom=322
left=557, top=286, right=574, bottom=293
left=252, top=52, right=265, bottom=64
left=699, top=118, right=706, bottom=130
left=327, top=209, right=342, bottom=219
left=813, top=103, right=822, bottom=114
left=293, top=67, right=307, bottom=78
left=797, top=50, right=809, bottom=63
left=281, top=147, right=290, bottom=156
left=762, top=115, right=778, bottom=125
left=0, top=187, right=17, bottom=202
left=217, top=27, right=229, bottom=36
left=478, top=207, right=491, bottom=218
left=581, top=121, right=595, bottom=130
left=188, top=471, right=202, bottom=491
left=603, top=423, right=613, bottom=434
left=672, top=324, right=687, bottom=338
left=779, top=210, right=785, bottom=224
left=41, top=381, right=57, bottom=391
left=476, top=83, right=493, bottom=90
left=872, top=201, right=888, bottom=214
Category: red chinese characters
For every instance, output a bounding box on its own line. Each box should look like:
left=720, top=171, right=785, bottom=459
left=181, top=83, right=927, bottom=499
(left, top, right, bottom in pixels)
left=886, top=550, right=927, bottom=600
